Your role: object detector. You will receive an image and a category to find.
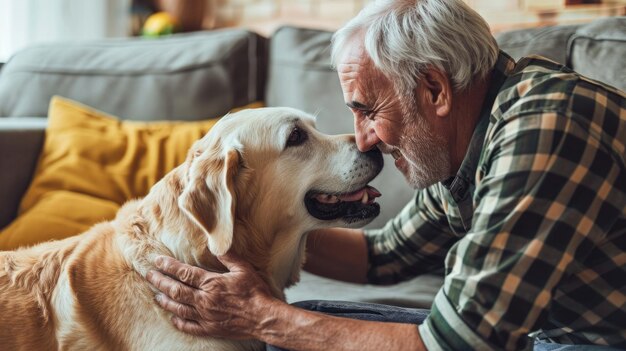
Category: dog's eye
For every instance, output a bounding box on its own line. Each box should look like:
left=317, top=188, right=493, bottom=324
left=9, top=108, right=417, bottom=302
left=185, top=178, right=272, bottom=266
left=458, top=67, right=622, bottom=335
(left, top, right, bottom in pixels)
left=286, top=127, right=307, bottom=147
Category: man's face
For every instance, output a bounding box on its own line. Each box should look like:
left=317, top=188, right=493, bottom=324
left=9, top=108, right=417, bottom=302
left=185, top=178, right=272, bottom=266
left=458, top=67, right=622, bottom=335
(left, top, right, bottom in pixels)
left=337, top=41, right=451, bottom=189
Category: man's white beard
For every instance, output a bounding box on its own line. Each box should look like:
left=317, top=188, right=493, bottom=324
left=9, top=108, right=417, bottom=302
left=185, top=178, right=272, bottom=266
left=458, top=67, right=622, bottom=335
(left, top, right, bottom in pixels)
left=398, top=97, right=451, bottom=189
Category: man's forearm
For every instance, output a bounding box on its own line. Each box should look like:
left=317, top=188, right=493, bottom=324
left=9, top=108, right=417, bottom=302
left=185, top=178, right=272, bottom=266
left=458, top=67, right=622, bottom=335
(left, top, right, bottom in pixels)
left=255, top=298, right=427, bottom=351
left=304, top=228, right=369, bottom=284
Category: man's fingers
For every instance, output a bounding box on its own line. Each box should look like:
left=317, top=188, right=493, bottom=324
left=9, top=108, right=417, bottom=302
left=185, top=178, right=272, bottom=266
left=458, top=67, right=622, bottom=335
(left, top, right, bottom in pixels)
left=156, top=294, right=199, bottom=320
left=171, top=316, right=208, bottom=336
left=147, top=270, right=197, bottom=304
left=154, top=255, right=218, bottom=288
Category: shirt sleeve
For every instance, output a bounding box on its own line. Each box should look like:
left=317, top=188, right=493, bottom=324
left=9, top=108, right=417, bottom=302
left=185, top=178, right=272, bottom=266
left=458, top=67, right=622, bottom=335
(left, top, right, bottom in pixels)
left=419, top=111, right=625, bottom=350
left=363, top=186, right=460, bottom=285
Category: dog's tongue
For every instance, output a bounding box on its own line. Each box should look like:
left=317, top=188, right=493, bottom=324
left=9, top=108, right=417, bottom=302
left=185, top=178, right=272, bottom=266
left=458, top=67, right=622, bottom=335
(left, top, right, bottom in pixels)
left=338, top=185, right=381, bottom=202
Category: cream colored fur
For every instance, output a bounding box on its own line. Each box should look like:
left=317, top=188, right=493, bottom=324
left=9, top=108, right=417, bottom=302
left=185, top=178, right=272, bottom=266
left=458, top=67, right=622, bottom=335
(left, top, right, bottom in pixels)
left=0, top=107, right=380, bottom=351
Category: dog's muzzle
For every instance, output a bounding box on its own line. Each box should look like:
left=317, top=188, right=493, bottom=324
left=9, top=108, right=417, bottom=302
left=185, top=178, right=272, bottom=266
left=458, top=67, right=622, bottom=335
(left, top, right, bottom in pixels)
left=304, top=148, right=383, bottom=224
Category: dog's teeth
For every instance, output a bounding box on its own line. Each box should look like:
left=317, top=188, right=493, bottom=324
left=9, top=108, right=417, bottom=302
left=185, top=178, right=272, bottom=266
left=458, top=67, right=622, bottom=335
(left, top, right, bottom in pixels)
left=316, top=194, right=339, bottom=204
left=361, top=192, right=368, bottom=204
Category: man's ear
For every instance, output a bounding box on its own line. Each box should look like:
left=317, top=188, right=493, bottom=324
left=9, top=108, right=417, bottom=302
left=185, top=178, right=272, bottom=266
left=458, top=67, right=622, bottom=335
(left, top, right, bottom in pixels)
left=420, top=67, right=452, bottom=118
left=178, top=147, right=240, bottom=256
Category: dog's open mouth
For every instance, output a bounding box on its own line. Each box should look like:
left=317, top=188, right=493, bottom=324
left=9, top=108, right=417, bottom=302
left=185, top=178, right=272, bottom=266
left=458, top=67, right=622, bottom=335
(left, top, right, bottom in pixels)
left=304, top=185, right=381, bottom=223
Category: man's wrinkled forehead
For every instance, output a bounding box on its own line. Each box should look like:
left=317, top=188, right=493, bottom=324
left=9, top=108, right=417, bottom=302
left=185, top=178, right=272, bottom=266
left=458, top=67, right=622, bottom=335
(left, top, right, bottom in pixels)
left=337, top=40, right=384, bottom=107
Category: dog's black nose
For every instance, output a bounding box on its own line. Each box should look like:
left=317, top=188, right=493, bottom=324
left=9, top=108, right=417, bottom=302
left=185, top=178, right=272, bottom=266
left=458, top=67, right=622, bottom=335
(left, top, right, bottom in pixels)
left=364, top=148, right=384, bottom=170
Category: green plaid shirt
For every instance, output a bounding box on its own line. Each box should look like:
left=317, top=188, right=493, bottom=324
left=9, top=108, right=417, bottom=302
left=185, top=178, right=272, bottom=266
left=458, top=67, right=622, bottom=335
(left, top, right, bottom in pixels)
left=364, top=52, right=626, bottom=350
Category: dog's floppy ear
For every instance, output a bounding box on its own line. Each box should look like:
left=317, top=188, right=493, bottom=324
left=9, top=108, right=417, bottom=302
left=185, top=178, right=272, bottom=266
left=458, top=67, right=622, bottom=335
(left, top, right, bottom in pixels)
left=179, top=145, right=240, bottom=256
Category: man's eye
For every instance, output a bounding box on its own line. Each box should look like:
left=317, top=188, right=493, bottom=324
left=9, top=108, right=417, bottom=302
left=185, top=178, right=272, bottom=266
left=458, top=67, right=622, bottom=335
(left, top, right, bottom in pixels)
left=361, top=110, right=375, bottom=120
left=286, top=127, right=308, bottom=147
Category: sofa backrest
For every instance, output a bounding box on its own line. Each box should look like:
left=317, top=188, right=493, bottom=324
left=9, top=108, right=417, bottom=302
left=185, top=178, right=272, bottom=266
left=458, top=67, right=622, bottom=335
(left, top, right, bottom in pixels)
left=497, top=16, right=625, bottom=91
left=495, top=24, right=580, bottom=64
left=567, top=17, right=626, bottom=92
left=0, top=29, right=267, bottom=120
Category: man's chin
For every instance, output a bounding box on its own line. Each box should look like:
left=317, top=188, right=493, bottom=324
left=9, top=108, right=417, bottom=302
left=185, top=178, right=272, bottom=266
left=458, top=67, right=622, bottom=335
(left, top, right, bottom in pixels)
left=400, top=159, right=447, bottom=190
left=404, top=173, right=433, bottom=190
left=396, top=161, right=425, bottom=189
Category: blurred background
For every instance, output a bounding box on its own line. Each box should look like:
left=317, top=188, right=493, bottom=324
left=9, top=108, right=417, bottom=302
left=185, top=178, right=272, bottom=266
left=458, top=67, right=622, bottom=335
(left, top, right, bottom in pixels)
left=1, top=0, right=625, bottom=62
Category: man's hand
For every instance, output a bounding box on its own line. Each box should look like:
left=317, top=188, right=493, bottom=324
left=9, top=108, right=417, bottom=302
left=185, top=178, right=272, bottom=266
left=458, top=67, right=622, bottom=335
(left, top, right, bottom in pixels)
left=146, top=252, right=277, bottom=339
left=146, top=252, right=428, bottom=351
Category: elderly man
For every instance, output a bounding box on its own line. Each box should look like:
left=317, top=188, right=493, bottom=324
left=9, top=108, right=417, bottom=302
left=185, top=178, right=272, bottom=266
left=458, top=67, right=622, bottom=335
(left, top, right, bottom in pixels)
left=146, top=0, right=626, bottom=350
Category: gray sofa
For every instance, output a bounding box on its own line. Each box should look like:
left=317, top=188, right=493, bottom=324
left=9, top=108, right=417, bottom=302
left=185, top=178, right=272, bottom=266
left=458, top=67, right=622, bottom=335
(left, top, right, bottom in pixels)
left=0, top=17, right=624, bottom=307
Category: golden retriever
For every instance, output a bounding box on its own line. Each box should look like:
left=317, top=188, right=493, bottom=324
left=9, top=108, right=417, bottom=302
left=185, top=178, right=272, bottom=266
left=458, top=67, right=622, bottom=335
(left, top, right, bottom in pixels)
left=0, top=107, right=383, bottom=350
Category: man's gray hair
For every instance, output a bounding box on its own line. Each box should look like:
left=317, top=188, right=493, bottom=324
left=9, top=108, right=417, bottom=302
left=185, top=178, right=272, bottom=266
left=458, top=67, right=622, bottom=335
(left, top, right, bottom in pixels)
left=331, top=0, right=499, bottom=92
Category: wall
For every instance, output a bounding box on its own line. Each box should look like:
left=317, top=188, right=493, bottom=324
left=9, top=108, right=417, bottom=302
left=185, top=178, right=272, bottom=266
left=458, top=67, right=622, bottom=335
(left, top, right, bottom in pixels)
left=0, top=0, right=131, bottom=62
left=212, top=0, right=625, bottom=34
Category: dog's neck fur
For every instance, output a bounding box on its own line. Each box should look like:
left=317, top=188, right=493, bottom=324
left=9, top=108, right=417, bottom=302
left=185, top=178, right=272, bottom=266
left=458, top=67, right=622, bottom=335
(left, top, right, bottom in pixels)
left=114, top=165, right=307, bottom=300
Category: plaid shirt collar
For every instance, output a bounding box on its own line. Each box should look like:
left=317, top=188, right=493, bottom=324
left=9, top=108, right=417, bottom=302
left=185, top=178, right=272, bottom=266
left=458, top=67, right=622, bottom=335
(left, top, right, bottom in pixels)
left=441, top=52, right=515, bottom=229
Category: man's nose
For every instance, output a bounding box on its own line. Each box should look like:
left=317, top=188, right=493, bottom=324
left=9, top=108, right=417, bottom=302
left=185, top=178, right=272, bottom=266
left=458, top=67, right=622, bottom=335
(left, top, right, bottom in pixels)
left=354, top=121, right=380, bottom=152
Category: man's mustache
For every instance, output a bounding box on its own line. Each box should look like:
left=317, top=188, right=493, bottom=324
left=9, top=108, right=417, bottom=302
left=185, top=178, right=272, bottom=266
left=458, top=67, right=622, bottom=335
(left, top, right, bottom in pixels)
left=376, top=142, right=402, bottom=160
left=376, top=142, right=395, bottom=154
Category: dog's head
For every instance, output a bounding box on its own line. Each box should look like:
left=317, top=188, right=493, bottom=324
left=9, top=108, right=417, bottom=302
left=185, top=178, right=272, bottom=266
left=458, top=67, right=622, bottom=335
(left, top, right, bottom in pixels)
left=178, top=107, right=383, bottom=256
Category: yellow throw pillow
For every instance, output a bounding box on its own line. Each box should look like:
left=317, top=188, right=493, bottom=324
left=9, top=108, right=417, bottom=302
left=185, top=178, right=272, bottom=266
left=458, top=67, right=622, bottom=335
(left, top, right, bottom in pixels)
left=0, top=96, right=263, bottom=250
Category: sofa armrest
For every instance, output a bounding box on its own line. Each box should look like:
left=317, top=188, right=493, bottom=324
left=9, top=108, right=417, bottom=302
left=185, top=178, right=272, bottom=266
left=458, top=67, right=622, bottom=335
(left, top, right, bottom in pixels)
left=0, top=118, right=46, bottom=229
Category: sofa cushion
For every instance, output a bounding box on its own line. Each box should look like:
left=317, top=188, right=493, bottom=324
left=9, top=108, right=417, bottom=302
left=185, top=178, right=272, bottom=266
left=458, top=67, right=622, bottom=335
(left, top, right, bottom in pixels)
left=568, top=17, right=626, bottom=91
left=266, top=26, right=347, bottom=132
left=286, top=271, right=444, bottom=309
left=266, top=26, right=415, bottom=229
left=495, top=24, right=579, bottom=64
left=0, top=97, right=261, bottom=250
left=0, top=29, right=267, bottom=120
